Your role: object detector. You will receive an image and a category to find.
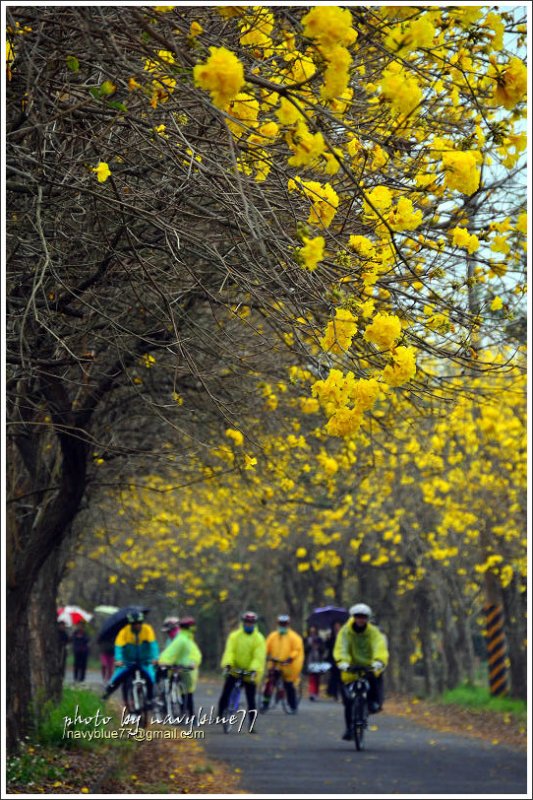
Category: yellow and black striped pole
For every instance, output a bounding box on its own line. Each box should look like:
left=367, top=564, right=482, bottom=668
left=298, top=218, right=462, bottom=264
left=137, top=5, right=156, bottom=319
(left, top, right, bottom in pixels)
left=484, top=604, right=508, bottom=696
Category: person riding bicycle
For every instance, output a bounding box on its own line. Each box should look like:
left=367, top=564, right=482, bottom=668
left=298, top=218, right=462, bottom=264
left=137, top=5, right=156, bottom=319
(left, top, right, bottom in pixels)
left=158, top=615, right=202, bottom=716
left=161, top=616, right=180, bottom=648
left=333, top=603, right=389, bottom=741
left=262, top=614, right=304, bottom=713
left=102, top=611, right=159, bottom=706
left=217, top=611, right=266, bottom=732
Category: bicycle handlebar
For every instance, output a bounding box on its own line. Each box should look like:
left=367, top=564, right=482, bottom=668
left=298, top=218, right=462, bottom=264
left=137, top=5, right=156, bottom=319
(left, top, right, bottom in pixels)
left=343, top=665, right=374, bottom=674
left=224, top=667, right=256, bottom=676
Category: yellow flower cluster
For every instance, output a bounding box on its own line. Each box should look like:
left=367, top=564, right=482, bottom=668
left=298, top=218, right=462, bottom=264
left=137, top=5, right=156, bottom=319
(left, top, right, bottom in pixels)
left=364, top=313, right=402, bottom=351
left=451, top=226, right=480, bottom=254
left=351, top=377, right=382, bottom=411
left=227, top=92, right=259, bottom=136
left=286, top=123, right=326, bottom=167
left=300, top=396, right=320, bottom=414
left=193, top=46, right=245, bottom=109
left=325, top=406, right=363, bottom=438
left=378, top=63, right=422, bottom=117
left=316, top=451, right=339, bottom=475
left=301, top=6, right=357, bottom=51
left=491, top=56, right=527, bottom=110
left=364, top=185, right=392, bottom=213
left=441, top=150, right=481, bottom=196
left=312, top=368, right=351, bottom=413
left=298, top=235, right=325, bottom=271
left=320, top=308, right=357, bottom=354
left=382, top=346, right=417, bottom=386
left=239, top=9, right=274, bottom=54
left=288, top=177, right=339, bottom=228
left=321, top=44, right=353, bottom=101
left=348, top=235, right=376, bottom=258
left=300, top=7, right=356, bottom=102
left=93, top=161, right=111, bottom=183
left=144, top=50, right=177, bottom=108
left=384, top=16, right=436, bottom=54
left=225, top=428, right=244, bottom=446
left=312, top=370, right=382, bottom=437
left=387, top=197, right=423, bottom=232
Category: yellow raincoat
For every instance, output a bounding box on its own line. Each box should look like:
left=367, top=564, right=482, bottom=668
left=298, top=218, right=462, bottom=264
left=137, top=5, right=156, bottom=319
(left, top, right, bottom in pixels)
left=221, top=625, right=266, bottom=684
left=159, top=629, right=202, bottom=692
left=333, top=620, right=389, bottom=683
left=265, top=629, right=304, bottom=683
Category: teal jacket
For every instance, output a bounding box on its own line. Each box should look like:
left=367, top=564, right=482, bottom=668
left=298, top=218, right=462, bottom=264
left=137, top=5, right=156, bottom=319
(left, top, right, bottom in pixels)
left=114, top=623, right=159, bottom=666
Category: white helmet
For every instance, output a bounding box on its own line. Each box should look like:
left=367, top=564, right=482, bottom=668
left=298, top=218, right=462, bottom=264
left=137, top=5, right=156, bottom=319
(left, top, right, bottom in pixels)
left=349, top=603, right=372, bottom=618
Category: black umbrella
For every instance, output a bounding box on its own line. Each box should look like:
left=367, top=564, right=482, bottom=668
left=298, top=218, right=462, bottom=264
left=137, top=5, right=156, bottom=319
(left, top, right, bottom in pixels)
left=97, top=605, right=150, bottom=643
left=307, top=605, right=349, bottom=629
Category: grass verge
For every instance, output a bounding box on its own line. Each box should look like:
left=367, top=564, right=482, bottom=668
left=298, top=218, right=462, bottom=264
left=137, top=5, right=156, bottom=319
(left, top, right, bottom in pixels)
left=440, top=683, right=526, bottom=719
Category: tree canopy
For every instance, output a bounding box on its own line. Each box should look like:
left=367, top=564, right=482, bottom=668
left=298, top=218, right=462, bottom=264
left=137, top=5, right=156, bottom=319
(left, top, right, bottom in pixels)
left=5, top=4, right=527, bottom=748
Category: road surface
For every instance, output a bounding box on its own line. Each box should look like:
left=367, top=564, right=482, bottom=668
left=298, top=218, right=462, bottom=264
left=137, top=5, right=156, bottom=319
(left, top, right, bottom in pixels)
left=193, top=679, right=527, bottom=796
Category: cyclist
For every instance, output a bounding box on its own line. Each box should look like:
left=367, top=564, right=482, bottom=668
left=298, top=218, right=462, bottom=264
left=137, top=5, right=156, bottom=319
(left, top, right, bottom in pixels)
left=333, top=603, right=389, bottom=741
left=161, top=616, right=180, bottom=647
left=262, top=614, right=304, bottom=712
left=102, top=611, right=159, bottom=707
left=158, top=615, right=202, bottom=716
left=217, top=611, right=266, bottom=732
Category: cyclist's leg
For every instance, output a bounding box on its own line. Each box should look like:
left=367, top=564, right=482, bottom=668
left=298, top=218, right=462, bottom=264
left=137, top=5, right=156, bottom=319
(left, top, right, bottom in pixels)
left=243, top=680, right=258, bottom=732
left=184, top=692, right=194, bottom=717
left=244, top=680, right=257, bottom=712
left=367, top=672, right=382, bottom=713
left=102, top=665, right=130, bottom=699
left=339, top=682, right=353, bottom=739
left=284, top=680, right=297, bottom=710
left=218, top=674, right=237, bottom=716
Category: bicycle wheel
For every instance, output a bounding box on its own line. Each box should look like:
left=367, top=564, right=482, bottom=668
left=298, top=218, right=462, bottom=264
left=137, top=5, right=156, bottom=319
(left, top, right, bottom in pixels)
left=259, top=685, right=271, bottom=713
left=132, top=680, right=148, bottom=729
left=125, top=677, right=136, bottom=715
left=223, top=685, right=241, bottom=733
left=352, top=696, right=366, bottom=751
left=170, top=676, right=186, bottom=717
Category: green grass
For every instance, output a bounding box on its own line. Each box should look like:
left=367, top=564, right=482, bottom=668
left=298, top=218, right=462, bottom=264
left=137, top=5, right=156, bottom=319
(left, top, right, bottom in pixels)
left=37, top=685, right=118, bottom=749
left=6, top=742, right=68, bottom=787
left=440, top=683, right=527, bottom=719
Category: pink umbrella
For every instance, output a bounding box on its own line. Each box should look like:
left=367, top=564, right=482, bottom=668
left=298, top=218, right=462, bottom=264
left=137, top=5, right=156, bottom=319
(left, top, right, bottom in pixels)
left=57, top=605, right=93, bottom=626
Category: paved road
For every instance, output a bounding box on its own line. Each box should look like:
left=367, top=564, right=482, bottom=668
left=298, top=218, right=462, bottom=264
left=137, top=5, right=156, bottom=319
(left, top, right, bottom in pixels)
left=193, top=679, right=527, bottom=796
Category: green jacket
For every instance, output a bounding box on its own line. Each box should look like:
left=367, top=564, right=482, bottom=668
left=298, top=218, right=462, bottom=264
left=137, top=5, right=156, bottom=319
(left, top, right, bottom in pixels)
left=221, top=625, right=266, bottom=683
left=333, top=620, right=389, bottom=683
left=159, top=629, right=202, bottom=692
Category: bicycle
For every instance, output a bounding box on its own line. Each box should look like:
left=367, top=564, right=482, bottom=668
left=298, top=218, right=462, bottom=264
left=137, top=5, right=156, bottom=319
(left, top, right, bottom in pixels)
left=343, top=665, right=374, bottom=751
left=123, top=662, right=152, bottom=729
left=221, top=668, right=256, bottom=733
left=157, top=664, right=192, bottom=718
left=260, top=659, right=300, bottom=714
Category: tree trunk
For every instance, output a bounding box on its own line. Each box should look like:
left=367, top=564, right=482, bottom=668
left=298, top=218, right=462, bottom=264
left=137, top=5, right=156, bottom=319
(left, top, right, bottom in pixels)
left=6, top=587, right=34, bottom=752
left=6, top=377, right=89, bottom=752
left=416, top=586, right=437, bottom=697
left=455, top=613, right=476, bottom=685
left=441, top=614, right=461, bottom=690
left=333, top=562, right=344, bottom=606
left=29, top=543, right=72, bottom=721
left=501, top=577, right=527, bottom=700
